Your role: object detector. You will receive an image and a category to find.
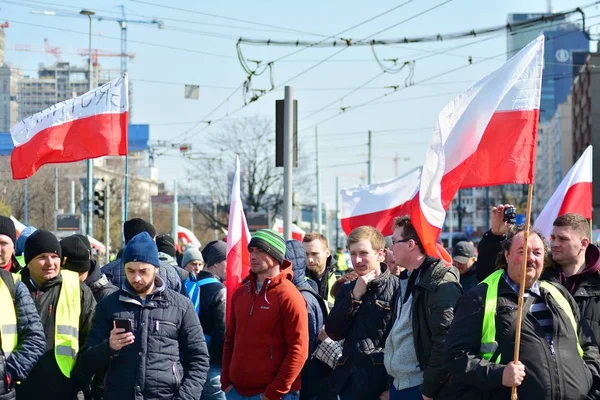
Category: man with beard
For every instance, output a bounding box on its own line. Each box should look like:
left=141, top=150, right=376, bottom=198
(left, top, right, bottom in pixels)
left=0, top=215, right=21, bottom=273
left=74, top=232, right=209, bottom=400
left=303, top=233, right=337, bottom=309
left=445, top=225, right=600, bottom=400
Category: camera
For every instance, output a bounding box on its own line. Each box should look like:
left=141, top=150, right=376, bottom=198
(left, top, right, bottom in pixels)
left=503, top=207, right=517, bottom=224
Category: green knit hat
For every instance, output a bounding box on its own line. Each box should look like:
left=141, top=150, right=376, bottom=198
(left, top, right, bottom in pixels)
left=248, top=229, right=286, bottom=265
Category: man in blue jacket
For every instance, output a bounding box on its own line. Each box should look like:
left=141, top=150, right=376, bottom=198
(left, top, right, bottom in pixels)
left=75, top=232, right=210, bottom=400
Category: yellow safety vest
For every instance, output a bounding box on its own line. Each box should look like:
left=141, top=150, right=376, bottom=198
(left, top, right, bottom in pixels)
left=325, top=272, right=336, bottom=307
left=0, top=275, right=18, bottom=359
left=54, top=270, right=81, bottom=378
left=336, top=252, right=348, bottom=272
left=480, top=270, right=583, bottom=363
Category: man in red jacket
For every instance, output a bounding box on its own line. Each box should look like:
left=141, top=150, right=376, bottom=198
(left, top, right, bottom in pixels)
left=221, top=229, right=308, bottom=400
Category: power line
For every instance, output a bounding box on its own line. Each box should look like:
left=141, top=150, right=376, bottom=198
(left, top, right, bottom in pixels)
left=130, top=0, right=328, bottom=38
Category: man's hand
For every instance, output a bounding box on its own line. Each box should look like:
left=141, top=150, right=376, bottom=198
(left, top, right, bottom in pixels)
left=223, top=385, right=233, bottom=394
left=502, top=361, right=525, bottom=387
left=491, top=204, right=515, bottom=236
left=318, top=326, right=329, bottom=342
left=379, top=390, right=389, bottom=400
left=352, top=270, right=376, bottom=301
left=109, top=322, right=135, bottom=351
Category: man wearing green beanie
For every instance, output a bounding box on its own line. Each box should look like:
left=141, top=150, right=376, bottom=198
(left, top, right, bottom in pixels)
left=222, top=229, right=308, bottom=400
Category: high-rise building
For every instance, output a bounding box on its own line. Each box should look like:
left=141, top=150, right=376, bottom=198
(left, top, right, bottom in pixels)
left=507, top=13, right=589, bottom=122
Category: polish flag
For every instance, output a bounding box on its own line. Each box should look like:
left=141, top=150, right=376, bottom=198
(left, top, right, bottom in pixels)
left=10, top=74, right=128, bottom=179
left=272, top=218, right=305, bottom=241
left=341, top=35, right=544, bottom=259
left=10, top=216, right=26, bottom=237
left=226, top=156, right=251, bottom=323
left=178, top=225, right=202, bottom=248
left=534, top=145, right=593, bottom=238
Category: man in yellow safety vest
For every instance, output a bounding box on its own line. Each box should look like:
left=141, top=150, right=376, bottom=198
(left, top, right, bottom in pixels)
left=15, top=229, right=96, bottom=400
left=444, top=225, right=600, bottom=400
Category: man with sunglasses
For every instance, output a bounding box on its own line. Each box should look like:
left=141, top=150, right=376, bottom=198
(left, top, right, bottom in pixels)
left=382, top=216, right=462, bottom=400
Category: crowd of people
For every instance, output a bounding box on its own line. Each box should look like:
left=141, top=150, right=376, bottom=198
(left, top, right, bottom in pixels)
left=1, top=204, right=599, bottom=400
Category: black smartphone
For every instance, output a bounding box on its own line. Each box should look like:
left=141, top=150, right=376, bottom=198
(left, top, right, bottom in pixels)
left=114, top=318, right=133, bottom=333
left=503, top=207, right=517, bottom=224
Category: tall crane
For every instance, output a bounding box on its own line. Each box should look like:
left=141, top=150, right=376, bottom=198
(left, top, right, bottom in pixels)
left=78, top=48, right=135, bottom=68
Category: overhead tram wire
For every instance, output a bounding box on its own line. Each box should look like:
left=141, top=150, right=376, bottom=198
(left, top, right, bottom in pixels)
left=299, top=20, right=600, bottom=133
left=174, top=0, right=454, bottom=146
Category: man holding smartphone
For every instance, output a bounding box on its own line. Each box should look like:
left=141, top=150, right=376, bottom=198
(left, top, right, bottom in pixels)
left=74, top=232, right=210, bottom=400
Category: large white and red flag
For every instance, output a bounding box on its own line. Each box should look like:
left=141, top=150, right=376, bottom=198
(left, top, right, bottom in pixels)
left=534, top=145, right=593, bottom=238
left=10, top=74, right=129, bottom=179
left=342, top=35, right=544, bottom=258
left=225, top=155, right=251, bottom=323
left=272, top=218, right=305, bottom=241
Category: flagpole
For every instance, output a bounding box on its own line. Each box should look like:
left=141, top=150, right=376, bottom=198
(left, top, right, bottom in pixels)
left=511, top=183, right=534, bottom=400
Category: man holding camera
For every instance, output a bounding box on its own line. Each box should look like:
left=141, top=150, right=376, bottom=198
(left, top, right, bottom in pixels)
left=74, top=232, right=210, bottom=400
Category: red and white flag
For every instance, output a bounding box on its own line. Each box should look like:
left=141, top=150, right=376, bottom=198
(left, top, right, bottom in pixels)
left=534, top=145, right=593, bottom=238
left=226, top=156, right=251, bottom=323
left=272, top=218, right=305, bottom=241
left=341, top=35, right=544, bottom=259
left=10, top=74, right=129, bottom=179
left=178, top=225, right=202, bottom=248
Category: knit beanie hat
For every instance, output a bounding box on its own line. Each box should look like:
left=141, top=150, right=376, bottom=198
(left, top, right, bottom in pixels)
left=156, top=234, right=176, bottom=257
left=60, top=235, right=91, bottom=273
left=25, top=229, right=61, bottom=266
left=123, top=218, right=156, bottom=244
left=202, top=240, right=227, bottom=267
left=16, top=226, right=36, bottom=256
left=73, top=234, right=92, bottom=252
left=0, top=215, right=16, bottom=246
left=182, top=248, right=204, bottom=269
left=123, top=232, right=160, bottom=268
left=248, top=229, right=286, bottom=266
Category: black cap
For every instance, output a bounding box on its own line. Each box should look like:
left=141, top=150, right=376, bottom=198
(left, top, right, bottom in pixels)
left=202, top=240, right=227, bottom=267
left=452, top=241, right=475, bottom=264
left=123, top=218, right=156, bottom=244
left=156, top=234, right=176, bottom=258
left=0, top=215, right=16, bottom=246
left=60, top=235, right=91, bottom=273
left=25, top=230, right=61, bottom=266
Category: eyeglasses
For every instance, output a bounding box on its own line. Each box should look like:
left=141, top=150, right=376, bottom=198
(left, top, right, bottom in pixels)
left=391, top=238, right=412, bottom=246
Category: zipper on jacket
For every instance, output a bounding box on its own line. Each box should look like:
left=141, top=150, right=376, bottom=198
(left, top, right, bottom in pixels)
left=548, top=339, right=561, bottom=400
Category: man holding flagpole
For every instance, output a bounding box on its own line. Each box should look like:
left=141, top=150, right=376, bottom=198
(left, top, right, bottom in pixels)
left=444, top=225, right=600, bottom=399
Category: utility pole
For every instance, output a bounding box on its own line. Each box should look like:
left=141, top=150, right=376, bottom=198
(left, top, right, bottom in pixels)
left=81, top=9, right=95, bottom=236
left=190, top=201, right=194, bottom=232
left=335, top=176, right=340, bottom=248
left=70, top=180, right=75, bottom=214
left=172, top=181, right=178, bottom=246
left=485, top=187, right=491, bottom=230
left=283, top=86, right=294, bottom=240
left=367, top=130, right=372, bottom=185
left=54, top=167, right=58, bottom=234
left=23, top=179, right=28, bottom=225
left=105, top=183, right=110, bottom=264
left=315, top=126, right=322, bottom=235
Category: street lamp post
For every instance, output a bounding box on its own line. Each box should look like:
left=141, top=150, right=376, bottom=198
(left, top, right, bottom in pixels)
left=80, top=9, right=95, bottom=236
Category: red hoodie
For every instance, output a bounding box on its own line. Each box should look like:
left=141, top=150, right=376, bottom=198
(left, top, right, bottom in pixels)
left=221, top=262, right=308, bottom=400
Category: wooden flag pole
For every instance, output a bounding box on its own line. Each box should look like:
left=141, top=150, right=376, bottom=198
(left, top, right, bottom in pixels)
left=511, top=184, right=534, bottom=400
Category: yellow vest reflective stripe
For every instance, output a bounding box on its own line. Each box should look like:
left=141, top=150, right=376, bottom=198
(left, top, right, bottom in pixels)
left=12, top=272, right=21, bottom=284
left=55, top=270, right=80, bottom=378
left=0, top=276, right=18, bottom=358
left=480, top=270, right=584, bottom=362
left=326, top=272, right=336, bottom=306
left=538, top=281, right=584, bottom=358
left=336, top=253, right=348, bottom=272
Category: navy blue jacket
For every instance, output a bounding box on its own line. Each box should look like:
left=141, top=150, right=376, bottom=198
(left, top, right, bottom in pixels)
left=74, top=276, right=210, bottom=400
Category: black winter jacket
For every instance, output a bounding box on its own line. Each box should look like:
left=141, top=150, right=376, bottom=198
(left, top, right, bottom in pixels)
left=325, top=264, right=399, bottom=400
left=306, top=256, right=337, bottom=308
left=158, top=252, right=189, bottom=282
left=285, top=240, right=330, bottom=400
left=16, top=268, right=96, bottom=400
left=474, top=230, right=506, bottom=282
left=74, top=276, right=210, bottom=400
left=190, top=270, right=226, bottom=365
left=444, top=275, right=600, bottom=400
left=101, top=257, right=185, bottom=295
left=385, top=257, right=462, bottom=398
left=0, top=269, right=46, bottom=396
left=85, top=260, right=118, bottom=303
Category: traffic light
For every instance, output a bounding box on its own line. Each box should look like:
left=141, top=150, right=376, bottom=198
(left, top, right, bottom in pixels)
left=93, top=188, right=106, bottom=219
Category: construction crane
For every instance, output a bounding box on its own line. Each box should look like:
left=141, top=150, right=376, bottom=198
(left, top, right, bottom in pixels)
left=78, top=48, right=135, bottom=68
left=44, top=38, right=62, bottom=62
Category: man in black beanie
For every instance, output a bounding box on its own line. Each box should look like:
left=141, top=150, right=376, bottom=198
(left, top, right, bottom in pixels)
left=61, top=235, right=118, bottom=302
left=0, top=215, right=20, bottom=273
left=202, top=240, right=228, bottom=282
left=101, top=218, right=185, bottom=294
left=157, top=233, right=189, bottom=282
left=17, top=230, right=96, bottom=400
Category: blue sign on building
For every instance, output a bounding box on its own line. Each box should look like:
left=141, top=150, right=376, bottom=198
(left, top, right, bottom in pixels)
left=0, top=124, right=150, bottom=156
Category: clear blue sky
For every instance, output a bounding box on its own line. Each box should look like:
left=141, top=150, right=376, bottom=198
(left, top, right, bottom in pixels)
left=2, top=0, right=591, bottom=209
